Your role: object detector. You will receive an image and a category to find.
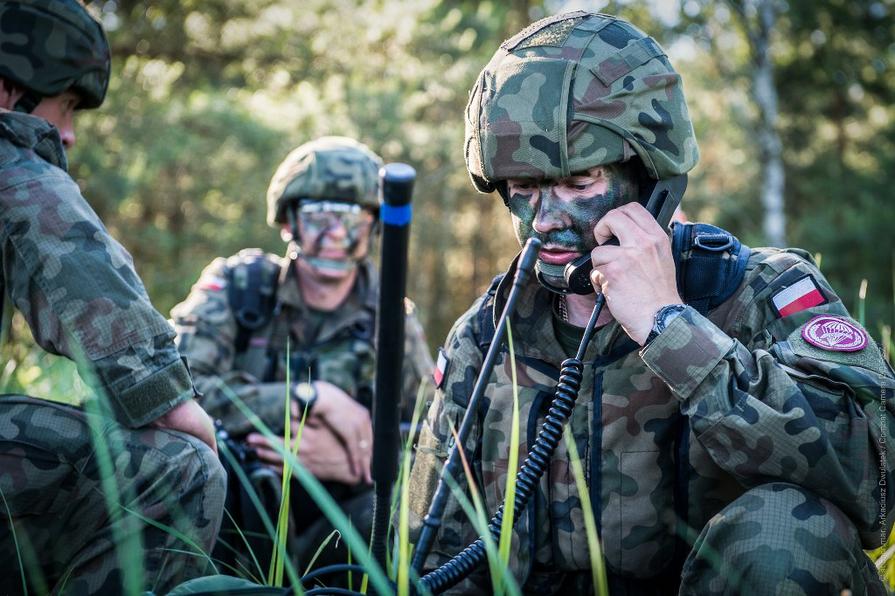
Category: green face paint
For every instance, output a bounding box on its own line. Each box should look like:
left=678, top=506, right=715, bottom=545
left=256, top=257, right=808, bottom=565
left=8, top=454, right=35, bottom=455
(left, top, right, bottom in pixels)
left=506, top=163, right=638, bottom=261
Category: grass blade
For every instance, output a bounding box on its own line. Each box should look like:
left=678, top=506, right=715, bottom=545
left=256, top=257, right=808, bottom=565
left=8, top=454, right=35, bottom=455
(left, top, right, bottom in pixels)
left=562, top=427, right=608, bottom=595
left=497, top=324, right=521, bottom=596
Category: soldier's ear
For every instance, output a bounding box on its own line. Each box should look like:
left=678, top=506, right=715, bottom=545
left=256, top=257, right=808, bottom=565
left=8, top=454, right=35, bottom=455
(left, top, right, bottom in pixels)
left=0, top=78, right=25, bottom=110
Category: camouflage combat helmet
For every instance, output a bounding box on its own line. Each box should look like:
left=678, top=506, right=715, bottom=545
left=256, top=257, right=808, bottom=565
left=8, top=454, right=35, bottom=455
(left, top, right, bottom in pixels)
left=267, top=136, right=383, bottom=227
left=0, top=0, right=111, bottom=111
left=465, top=11, right=699, bottom=192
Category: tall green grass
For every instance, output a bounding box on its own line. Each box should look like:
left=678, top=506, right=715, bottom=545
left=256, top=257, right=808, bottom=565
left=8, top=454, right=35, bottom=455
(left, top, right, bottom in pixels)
left=497, top=325, right=522, bottom=596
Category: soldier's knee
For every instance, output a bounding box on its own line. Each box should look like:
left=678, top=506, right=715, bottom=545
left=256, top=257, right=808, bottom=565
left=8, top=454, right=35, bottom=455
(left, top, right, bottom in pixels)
left=682, top=483, right=882, bottom=595
left=148, top=430, right=226, bottom=537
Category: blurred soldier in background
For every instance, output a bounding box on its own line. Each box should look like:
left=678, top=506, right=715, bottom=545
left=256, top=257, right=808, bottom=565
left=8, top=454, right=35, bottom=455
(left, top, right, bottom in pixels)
left=172, top=136, right=433, bottom=571
left=408, top=11, right=894, bottom=594
left=0, top=1, right=225, bottom=593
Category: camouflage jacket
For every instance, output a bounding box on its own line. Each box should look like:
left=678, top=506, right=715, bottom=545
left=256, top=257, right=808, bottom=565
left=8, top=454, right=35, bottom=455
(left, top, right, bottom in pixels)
left=0, top=111, right=195, bottom=427
left=408, top=241, right=895, bottom=591
left=171, top=251, right=434, bottom=437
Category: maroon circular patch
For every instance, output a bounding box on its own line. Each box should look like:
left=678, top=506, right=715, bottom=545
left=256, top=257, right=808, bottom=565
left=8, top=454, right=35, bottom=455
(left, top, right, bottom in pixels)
left=801, top=315, right=868, bottom=352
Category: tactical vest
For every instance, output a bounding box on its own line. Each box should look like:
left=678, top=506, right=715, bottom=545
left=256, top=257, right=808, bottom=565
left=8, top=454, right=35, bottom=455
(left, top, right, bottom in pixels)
left=224, top=249, right=377, bottom=398
left=471, top=222, right=750, bottom=581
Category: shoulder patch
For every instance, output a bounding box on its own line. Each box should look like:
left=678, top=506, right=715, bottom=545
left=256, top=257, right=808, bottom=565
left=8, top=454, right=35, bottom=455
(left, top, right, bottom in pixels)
left=801, top=315, right=868, bottom=352
left=769, top=273, right=827, bottom=317
left=433, top=348, right=449, bottom=389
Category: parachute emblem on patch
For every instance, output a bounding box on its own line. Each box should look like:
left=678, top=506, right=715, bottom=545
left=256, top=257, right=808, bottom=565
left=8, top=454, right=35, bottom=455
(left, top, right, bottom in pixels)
left=801, top=315, right=868, bottom=352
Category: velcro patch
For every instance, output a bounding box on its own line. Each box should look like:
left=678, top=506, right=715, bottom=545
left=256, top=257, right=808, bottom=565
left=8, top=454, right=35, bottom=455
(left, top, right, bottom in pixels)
left=769, top=274, right=827, bottom=317
left=433, top=348, right=449, bottom=389
left=801, top=315, right=868, bottom=352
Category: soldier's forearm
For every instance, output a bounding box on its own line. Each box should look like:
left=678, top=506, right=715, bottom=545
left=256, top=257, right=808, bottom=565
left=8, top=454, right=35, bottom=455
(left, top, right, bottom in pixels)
left=2, top=176, right=196, bottom=426
left=643, top=307, right=895, bottom=541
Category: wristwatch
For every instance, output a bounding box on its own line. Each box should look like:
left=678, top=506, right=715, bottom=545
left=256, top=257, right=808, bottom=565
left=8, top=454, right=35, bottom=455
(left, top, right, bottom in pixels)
left=292, top=381, right=319, bottom=416
left=645, top=304, right=688, bottom=345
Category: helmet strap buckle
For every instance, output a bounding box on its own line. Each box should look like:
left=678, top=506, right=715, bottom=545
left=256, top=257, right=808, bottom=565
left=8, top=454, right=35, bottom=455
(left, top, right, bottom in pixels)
left=13, top=90, right=42, bottom=114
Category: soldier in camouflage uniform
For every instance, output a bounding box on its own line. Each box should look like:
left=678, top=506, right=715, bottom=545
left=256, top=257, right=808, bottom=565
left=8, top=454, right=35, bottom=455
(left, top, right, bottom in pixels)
left=0, top=1, right=225, bottom=593
left=408, top=11, right=895, bottom=595
left=172, top=136, right=434, bottom=570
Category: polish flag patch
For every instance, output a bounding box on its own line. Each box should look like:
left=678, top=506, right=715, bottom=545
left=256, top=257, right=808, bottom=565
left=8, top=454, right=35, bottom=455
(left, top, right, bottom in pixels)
left=433, top=349, right=449, bottom=389
left=769, top=274, right=827, bottom=317
left=199, top=275, right=227, bottom=292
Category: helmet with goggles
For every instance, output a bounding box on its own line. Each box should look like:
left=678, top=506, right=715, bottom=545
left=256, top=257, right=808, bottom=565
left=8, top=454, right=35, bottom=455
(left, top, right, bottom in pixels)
left=266, top=136, right=383, bottom=228
left=0, top=0, right=111, bottom=112
left=464, top=11, right=698, bottom=193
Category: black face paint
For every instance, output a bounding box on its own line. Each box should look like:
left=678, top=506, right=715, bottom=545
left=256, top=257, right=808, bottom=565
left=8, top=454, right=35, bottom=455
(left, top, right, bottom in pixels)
left=507, top=163, right=638, bottom=254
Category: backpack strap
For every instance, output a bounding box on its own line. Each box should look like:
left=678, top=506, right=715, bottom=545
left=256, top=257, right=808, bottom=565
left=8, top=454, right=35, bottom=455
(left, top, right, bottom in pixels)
left=226, top=249, right=281, bottom=354
left=475, top=274, right=504, bottom=355
left=671, top=222, right=751, bottom=316
left=669, top=221, right=750, bottom=573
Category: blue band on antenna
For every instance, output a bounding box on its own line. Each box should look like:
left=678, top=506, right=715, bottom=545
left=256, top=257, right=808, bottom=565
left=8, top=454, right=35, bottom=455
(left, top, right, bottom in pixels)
left=380, top=203, right=412, bottom=226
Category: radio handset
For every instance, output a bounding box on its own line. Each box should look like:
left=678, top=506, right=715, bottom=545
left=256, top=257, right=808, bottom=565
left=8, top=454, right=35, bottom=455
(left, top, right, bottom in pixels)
left=562, top=174, right=688, bottom=295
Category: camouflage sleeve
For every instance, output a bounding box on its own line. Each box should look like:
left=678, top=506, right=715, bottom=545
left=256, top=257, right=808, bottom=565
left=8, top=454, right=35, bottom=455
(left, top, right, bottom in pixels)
left=171, top=258, right=289, bottom=437
left=401, top=298, right=435, bottom=420
left=406, top=297, right=493, bottom=593
left=641, top=249, right=895, bottom=547
left=1, top=162, right=194, bottom=427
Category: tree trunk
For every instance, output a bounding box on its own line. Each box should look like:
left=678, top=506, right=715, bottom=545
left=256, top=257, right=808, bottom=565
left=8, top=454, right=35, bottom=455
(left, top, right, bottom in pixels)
left=750, top=0, right=786, bottom=246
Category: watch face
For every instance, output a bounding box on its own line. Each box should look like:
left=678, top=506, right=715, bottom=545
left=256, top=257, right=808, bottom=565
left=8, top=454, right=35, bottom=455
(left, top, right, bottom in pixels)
left=658, top=305, right=686, bottom=330
left=295, top=382, right=316, bottom=400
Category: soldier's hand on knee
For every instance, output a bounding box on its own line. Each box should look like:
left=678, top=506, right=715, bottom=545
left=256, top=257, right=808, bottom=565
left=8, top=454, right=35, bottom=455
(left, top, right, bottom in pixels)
left=590, top=202, right=683, bottom=345
left=150, top=399, right=218, bottom=454
left=308, top=381, right=373, bottom=484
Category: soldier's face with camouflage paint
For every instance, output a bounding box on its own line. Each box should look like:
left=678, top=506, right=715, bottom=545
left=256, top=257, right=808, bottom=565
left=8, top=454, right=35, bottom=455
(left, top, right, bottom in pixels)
left=506, top=163, right=638, bottom=265
left=295, top=200, right=375, bottom=281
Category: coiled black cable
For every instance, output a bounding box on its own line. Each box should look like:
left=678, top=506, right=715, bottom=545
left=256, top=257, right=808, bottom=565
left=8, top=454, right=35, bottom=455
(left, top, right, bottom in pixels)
left=419, top=356, right=584, bottom=593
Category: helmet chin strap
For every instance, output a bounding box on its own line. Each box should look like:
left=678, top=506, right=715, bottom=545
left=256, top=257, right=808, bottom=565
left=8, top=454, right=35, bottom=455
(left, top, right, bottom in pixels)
left=13, top=90, right=42, bottom=114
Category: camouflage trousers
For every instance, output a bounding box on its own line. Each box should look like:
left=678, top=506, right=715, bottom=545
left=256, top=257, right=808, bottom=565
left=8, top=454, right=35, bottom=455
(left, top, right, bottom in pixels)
left=0, top=395, right=226, bottom=595
left=519, top=482, right=885, bottom=595
left=679, top=482, right=886, bottom=596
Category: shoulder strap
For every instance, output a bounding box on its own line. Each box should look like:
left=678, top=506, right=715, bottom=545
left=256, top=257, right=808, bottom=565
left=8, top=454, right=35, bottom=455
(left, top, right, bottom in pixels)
left=476, top=274, right=504, bottom=355
left=671, top=222, right=751, bottom=316
left=669, top=221, right=753, bottom=565
left=226, top=249, right=281, bottom=354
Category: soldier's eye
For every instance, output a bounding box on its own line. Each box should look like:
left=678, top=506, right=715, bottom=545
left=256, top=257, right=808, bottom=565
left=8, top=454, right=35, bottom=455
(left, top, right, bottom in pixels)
left=509, top=180, right=537, bottom=193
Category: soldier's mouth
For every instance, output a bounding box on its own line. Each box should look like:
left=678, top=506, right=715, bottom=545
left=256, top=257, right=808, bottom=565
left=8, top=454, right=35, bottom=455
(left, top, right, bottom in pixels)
left=538, top=246, right=581, bottom=265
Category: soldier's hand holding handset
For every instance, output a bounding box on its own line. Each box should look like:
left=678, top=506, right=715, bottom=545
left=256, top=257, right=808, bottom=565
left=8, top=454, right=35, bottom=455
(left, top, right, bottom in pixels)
left=589, top=201, right=683, bottom=346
